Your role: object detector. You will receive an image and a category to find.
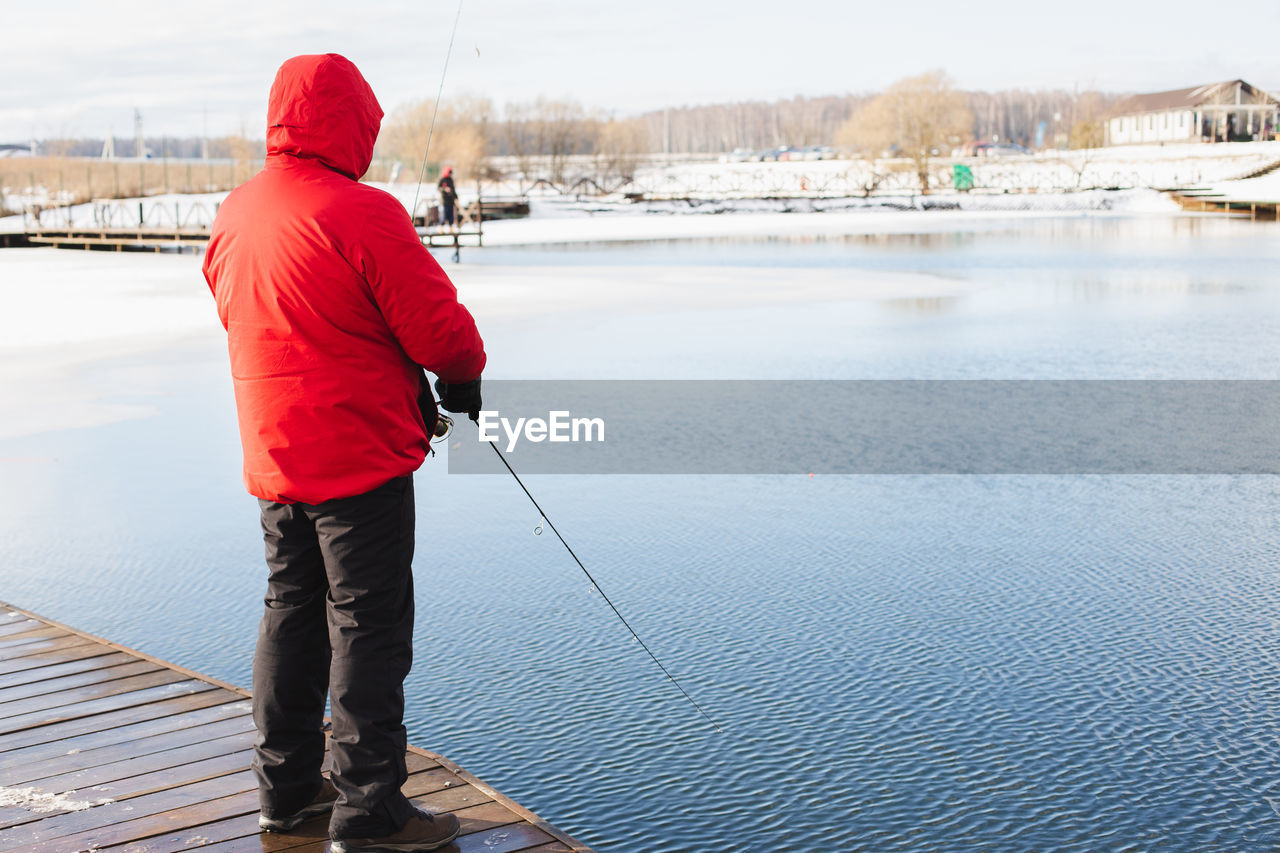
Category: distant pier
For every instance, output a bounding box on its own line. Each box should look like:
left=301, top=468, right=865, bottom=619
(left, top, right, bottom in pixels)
left=1166, top=156, right=1280, bottom=220
left=15, top=223, right=485, bottom=257
left=0, top=196, right=530, bottom=257
left=0, top=602, right=591, bottom=853
left=1167, top=191, right=1280, bottom=220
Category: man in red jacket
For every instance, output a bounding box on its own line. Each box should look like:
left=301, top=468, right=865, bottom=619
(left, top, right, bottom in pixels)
left=203, top=54, right=485, bottom=853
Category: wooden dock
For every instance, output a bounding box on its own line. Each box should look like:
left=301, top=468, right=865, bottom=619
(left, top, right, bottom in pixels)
left=414, top=229, right=484, bottom=262
left=1167, top=190, right=1280, bottom=220
left=0, top=602, right=591, bottom=853
left=7, top=194, right=516, bottom=255
left=13, top=226, right=486, bottom=257
left=22, top=227, right=213, bottom=251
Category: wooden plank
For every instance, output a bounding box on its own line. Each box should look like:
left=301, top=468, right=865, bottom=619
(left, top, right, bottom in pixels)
left=0, top=626, right=73, bottom=652
left=25, top=730, right=253, bottom=791
left=0, top=658, right=160, bottom=704
left=0, top=643, right=118, bottom=678
left=0, top=691, right=241, bottom=754
left=246, top=820, right=554, bottom=853
left=64, top=748, right=251, bottom=804
left=414, top=747, right=587, bottom=851
left=0, top=679, right=219, bottom=737
left=90, top=766, right=450, bottom=852
left=250, top=797, right=527, bottom=853
left=0, top=650, right=138, bottom=691
left=414, top=782, right=495, bottom=814
left=405, top=752, right=441, bottom=773
left=0, top=604, right=592, bottom=853
left=453, top=800, right=528, bottom=834
left=0, top=749, right=252, bottom=833
left=400, top=767, right=469, bottom=799
left=199, top=782, right=504, bottom=853
left=0, top=635, right=100, bottom=663
left=0, top=624, right=65, bottom=645
left=21, top=790, right=259, bottom=853
left=0, top=603, right=250, bottom=700
left=0, top=669, right=191, bottom=723
left=454, top=823, right=554, bottom=853
left=0, top=712, right=254, bottom=783
left=0, top=619, right=45, bottom=639
left=0, top=770, right=256, bottom=850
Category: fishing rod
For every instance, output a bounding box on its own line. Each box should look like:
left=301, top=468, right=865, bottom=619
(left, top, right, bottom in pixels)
left=415, top=3, right=720, bottom=733
left=432, top=414, right=721, bottom=732
left=408, top=0, right=465, bottom=225
left=480, top=418, right=721, bottom=732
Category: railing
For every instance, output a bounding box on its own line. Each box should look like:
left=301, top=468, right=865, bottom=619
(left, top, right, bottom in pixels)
left=24, top=198, right=218, bottom=231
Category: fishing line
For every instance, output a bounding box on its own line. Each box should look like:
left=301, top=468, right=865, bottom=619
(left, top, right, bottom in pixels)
left=409, top=0, right=466, bottom=223
left=411, top=2, right=720, bottom=733
left=478, top=422, right=722, bottom=733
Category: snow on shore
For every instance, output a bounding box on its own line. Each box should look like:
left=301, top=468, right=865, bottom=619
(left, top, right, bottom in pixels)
left=608, top=142, right=1280, bottom=199
left=478, top=190, right=1179, bottom=246
left=1190, top=170, right=1280, bottom=204
left=1, top=184, right=1182, bottom=245
left=9, top=139, right=1271, bottom=235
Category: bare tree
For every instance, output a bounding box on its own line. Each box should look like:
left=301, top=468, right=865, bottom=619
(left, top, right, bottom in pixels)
left=538, top=99, right=593, bottom=184
left=1066, top=91, right=1109, bottom=149
left=223, top=133, right=259, bottom=184
left=498, top=98, right=599, bottom=186
left=500, top=100, right=540, bottom=182
left=1068, top=120, right=1104, bottom=150
left=837, top=71, right=972, bottom=193
left=592, top=118, right=647, bottom=190
left=380, top=93, right=493, bottom=182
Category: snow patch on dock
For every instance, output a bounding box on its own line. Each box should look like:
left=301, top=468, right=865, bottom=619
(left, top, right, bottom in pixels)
left=0, top=784, right=114, bottom=813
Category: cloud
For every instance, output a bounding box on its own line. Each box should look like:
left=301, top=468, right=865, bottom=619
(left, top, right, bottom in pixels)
left=4, top=0, right=1279, bottom=139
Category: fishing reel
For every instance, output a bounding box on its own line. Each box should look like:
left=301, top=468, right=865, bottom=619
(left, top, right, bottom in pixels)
left=433, top=412, right=454, bottom=442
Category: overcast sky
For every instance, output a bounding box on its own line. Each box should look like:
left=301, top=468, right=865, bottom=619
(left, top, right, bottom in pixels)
left=6, top=0, right=1280, bottom=141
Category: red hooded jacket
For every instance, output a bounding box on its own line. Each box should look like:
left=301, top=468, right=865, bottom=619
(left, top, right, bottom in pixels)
left=203, top=54, right=485, bottom=504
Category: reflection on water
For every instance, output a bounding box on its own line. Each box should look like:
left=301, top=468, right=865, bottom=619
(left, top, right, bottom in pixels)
left=3, top=216, right=1280, bottom=852
left=474, top=216, right=1280, bottom=293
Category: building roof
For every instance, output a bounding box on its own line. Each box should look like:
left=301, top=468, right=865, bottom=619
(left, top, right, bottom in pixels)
left=1112, top=80, right=1278, bottom=115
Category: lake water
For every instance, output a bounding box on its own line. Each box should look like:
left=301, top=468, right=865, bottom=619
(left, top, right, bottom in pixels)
left=2, top=213, right=1279, bottom=851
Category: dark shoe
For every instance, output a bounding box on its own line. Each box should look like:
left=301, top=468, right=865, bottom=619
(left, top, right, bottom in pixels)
left=260, top=778, right=339, bottom=832
left=331, top=807, right=461, bottom=852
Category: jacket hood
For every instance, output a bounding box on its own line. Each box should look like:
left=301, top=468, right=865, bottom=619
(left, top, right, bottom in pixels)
left=266, top=54, right=383, bottom=180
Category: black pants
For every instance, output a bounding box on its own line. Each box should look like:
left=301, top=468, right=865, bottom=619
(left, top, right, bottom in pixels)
left=254, top=475, right=417, bottom=838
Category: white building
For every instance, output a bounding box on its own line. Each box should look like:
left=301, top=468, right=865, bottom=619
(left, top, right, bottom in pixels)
left=1105, top=80, right=1280, bottom=146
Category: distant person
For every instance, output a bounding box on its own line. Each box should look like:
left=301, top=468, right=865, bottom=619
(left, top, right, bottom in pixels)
left=437, top=167, right=458, bottom=233
left=203, top=53, right=485, bottom=853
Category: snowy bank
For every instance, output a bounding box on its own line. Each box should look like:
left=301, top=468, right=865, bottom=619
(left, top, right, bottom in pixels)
left=1, top=185, right=1183, bottom=246
left=478, top=190, right=1181, bottom=246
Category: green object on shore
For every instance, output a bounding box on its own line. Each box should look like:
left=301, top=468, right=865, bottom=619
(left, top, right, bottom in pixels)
left=953, top=163, right=974, bottom=192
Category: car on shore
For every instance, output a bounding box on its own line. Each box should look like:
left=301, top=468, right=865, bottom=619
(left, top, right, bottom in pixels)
left=959, top=141, right=1034, bottom=158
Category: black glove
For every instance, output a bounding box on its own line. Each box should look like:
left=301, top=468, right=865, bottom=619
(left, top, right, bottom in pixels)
left=434, top=376, right=482, bottom=421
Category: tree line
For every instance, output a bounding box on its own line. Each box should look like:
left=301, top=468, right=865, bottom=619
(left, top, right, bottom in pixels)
left=20, top=73, right=1120, bottom=194
left=376, top=76, right=1117, bottom=186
